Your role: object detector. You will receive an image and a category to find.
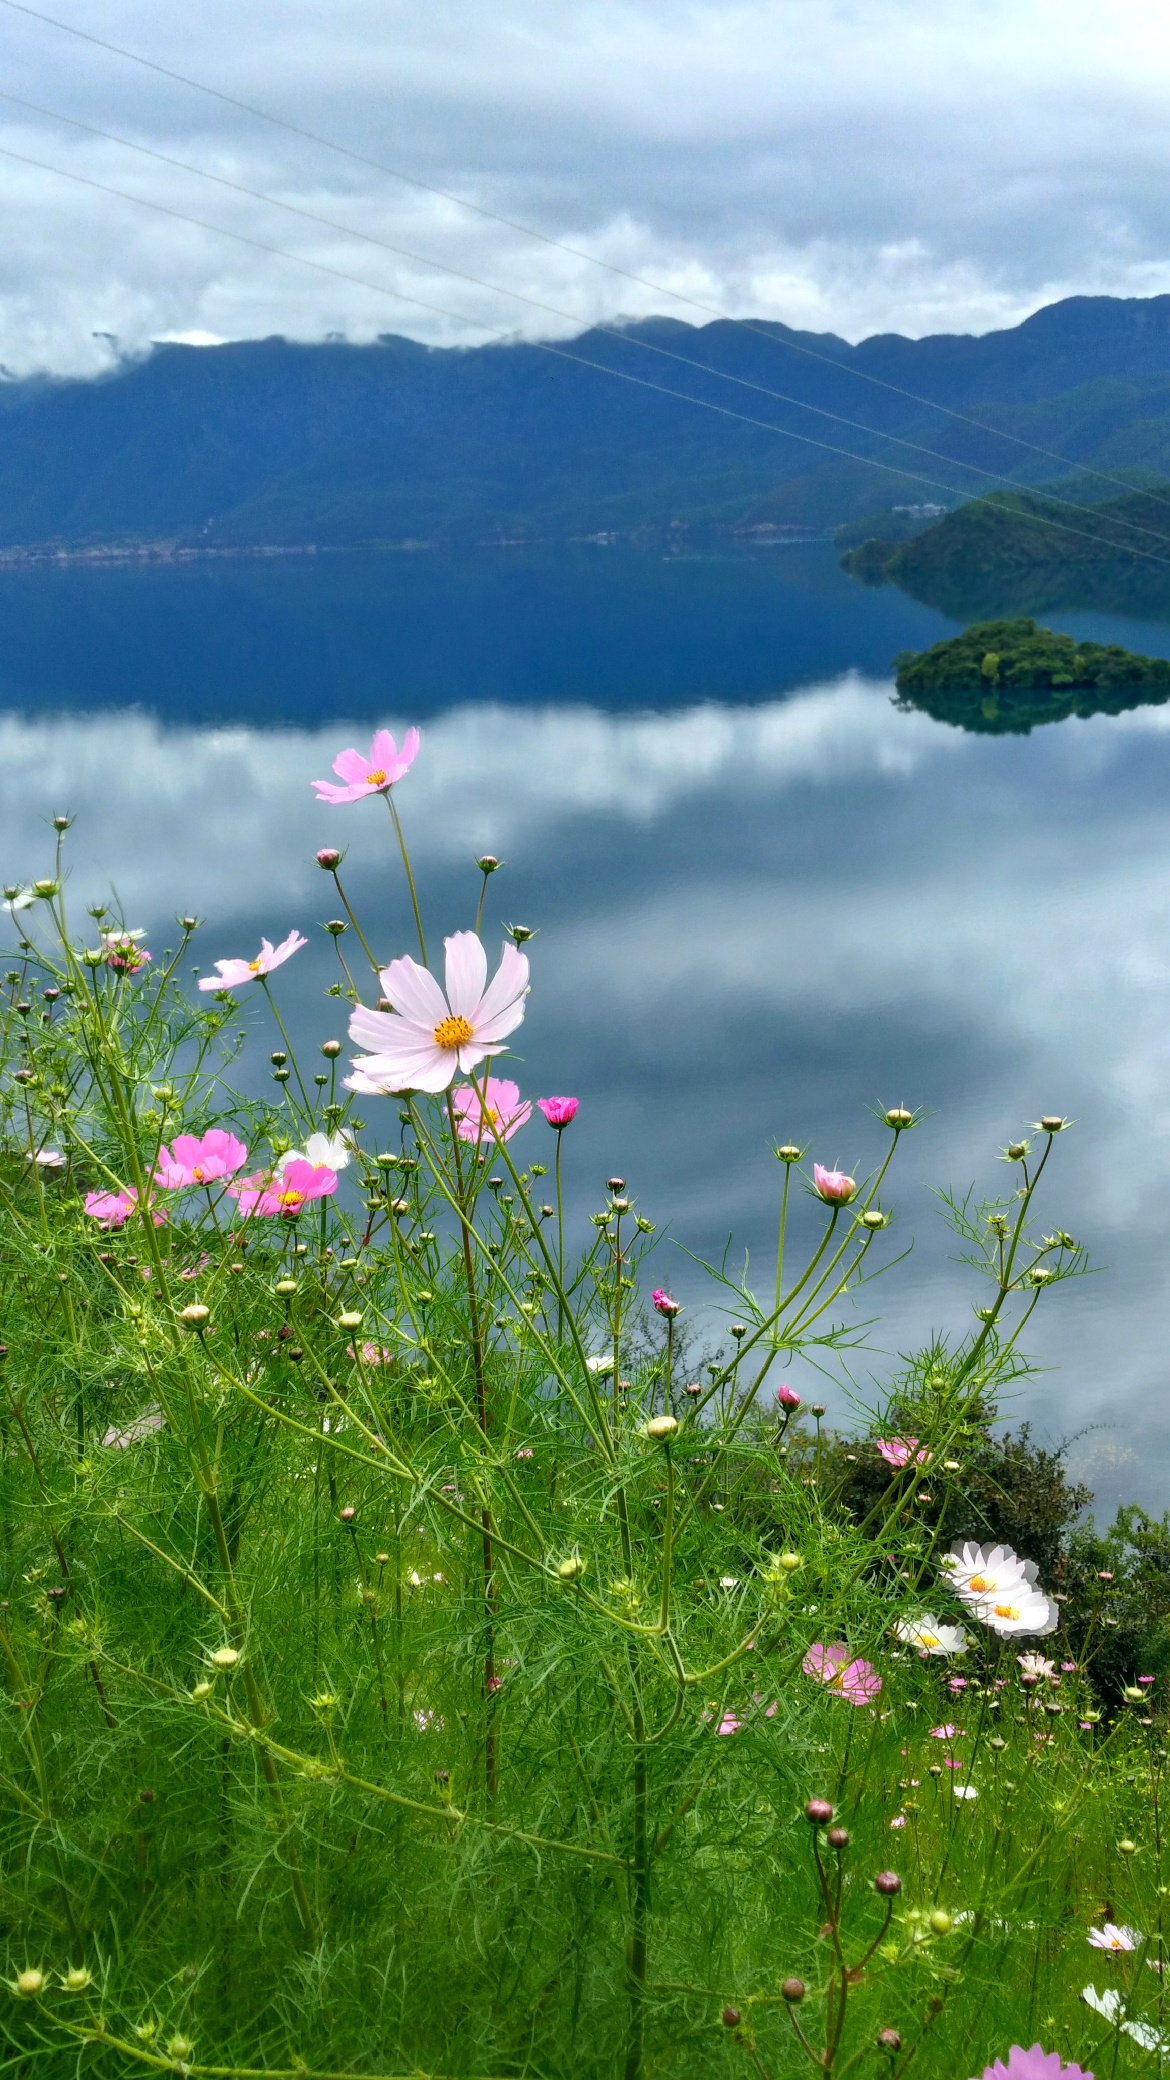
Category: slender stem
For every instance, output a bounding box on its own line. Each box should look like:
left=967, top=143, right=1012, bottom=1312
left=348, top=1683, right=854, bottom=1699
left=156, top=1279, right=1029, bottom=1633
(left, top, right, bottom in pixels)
left=386, top=792, right=427, bottom=963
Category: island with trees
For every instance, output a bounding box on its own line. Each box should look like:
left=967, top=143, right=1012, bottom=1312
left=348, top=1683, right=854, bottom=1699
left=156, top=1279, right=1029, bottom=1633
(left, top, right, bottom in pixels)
left=893, top=616, right=1170, bottom=732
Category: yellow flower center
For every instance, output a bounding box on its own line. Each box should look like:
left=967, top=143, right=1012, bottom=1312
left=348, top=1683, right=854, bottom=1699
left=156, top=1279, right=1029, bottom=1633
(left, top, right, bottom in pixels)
left=919, top=1632, right=940, bottom=1648
left=967, top=1574, right=993, bottom=1593
left=192, top=1166, right=206, bottom=1183
left=993, top=1602, right=1019, bottom=1620
left=366, top=767, right=388, bottom=786
left=278, top=1188, right=305, bottom=1210
left=434, top=1013, right=475, bottom=1049
left=247, top=956, right=263, bottom=972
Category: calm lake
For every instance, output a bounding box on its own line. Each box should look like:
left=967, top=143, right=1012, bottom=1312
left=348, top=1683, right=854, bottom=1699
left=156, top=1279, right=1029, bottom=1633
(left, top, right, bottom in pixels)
left=6, top=538, right=1170, bottom=1514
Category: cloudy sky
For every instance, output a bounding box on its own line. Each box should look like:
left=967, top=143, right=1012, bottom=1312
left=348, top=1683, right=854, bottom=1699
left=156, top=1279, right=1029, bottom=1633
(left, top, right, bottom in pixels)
left=3, top=0, right=1170, bottom=374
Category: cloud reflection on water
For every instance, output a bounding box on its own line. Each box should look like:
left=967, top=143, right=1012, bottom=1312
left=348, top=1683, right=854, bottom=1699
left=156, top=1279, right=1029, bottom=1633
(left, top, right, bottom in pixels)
left=5, top=679, right=1170, bottom=1512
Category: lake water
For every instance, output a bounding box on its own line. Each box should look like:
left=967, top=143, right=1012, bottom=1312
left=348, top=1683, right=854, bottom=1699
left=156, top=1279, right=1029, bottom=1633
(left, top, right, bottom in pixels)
left=6, top=539, right=1170, bottom=1516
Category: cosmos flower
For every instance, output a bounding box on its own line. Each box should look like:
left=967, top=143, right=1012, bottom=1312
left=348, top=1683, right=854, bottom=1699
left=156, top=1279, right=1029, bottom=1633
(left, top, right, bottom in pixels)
left=982, top=1590, right=1060, bottom=1639
left=1018, top=1653, right=1057, bottom=1681
left=347, top=932, right=529, bottom=1096
left=451, top=1076, right=531, bottom=1143
left=537, top=1096, right=578, bottom=1127
left=813, top=1163, right=857, bottom=1204
left=879, top=1436, right=931, bottom=1469
left=652, top=1290, right=680, bottom=1318
left=894, top=1615, right=969, bottom=1657
left=943, top=1543, right=1058, bottom=1632
left=953, top=1784, right=979, bottom=1801
left=155, top=1129, right=248, bottom=1189
left=229, top=1159, right=338, bottom=1219
left=803, top=1642, right=882, bottom=1707
left=975, top=2049, right=1093, bottom=2078
left=1082, top=1986, right=1161, bottom=2054
left=85, top=1187, right=162, bottom=1229
left=776, top=1384, right=801, bottom=1409
left=278, top=1131, right=351, bottom=1174
left=312, top=727, right=420, bottom=804
left=102, top=928, right=152, bottom=974
left=1087, top=1925, right=1140, bottom=1952
left=197, top=930, right=307, bottom=992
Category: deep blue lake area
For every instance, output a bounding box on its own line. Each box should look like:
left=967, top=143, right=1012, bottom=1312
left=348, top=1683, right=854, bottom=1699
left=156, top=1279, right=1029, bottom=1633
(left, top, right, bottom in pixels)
left=6, top=538, right=1170, bottom=1515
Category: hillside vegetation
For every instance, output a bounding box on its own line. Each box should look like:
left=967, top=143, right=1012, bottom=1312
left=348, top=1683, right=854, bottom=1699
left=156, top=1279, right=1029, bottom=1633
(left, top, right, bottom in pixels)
left=893, top=616, right=1170, bottom=732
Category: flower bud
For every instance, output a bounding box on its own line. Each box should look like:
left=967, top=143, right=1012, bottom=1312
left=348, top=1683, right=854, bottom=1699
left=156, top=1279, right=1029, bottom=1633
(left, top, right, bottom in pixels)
left=63, top=1967, right=91, bottom=1991
left=179, top=1303, right=210, bottom=1330
left=730, top=1323, right=747, bottom=1341
left=652, top=1289, right=680, bottom=1318
left=781, top=1978, right=805, bottom=2004
left=827, top=1826, right=850, bottom=1849
left=337, top=1311, right=364, bottom=1331
left=1119, top=1838, right=1138, bottom=1855
left=316, top=848, right=341, bottom=870
left=776, top=1384, right=801, bottom=1409
left=325, top=919, right=348, bottom=937
left=377, top=997, right=393, bottom=1012
left=645, top=1415, right=678, bottom=1441
left=874, top=1871, right=903, bottom=1895
left=33, top=879, right=58, bottom=898
left=1040, top=1115, right=1067, bottom=1133
left=1007, top=1142, right=1028, bottom=1161
left=777, top=1551, right=802, bottom=1572
left=929, top=1909, right=952, bottom=1934
left=811, top=1402, right=826, bottom=1417
left=476, top=855, right=499, bottom=873
left=721, top=2007, right=741, bottom=2028
left=509, top=924, right=533, bottom=944
left=861, top=1209, right=886, bottom=1229
left=167, top=2037, right=194, bottom=2062
left=339, top=1505, right=356, bottom=1523
left=274, top=1278, right=298, bottom=1297
left=607, top=1177, right=626, bottom=1192
left=557, top=1554, right=586, bottom=1581
left=775, top=1143, right=802, bottom=1162
left=180, top=915, right=199, bottom=932
left=885, top=1108, right=913, bottom=1129
left=805, top=1798, right=834, bottom=1824
left=15, top=1968, right=44, bottom=1996
left=684, top=1381, right=702, bottom=1397
left=191, top=1681, right=212, bottom=1700
left=211, top=1646, right=239, bottom=1671
left=321, top=1039, right=342, bottom=1058
left=877, top=2028, right=902, bottom=2051
left=611, top=1197, right=630, bottom=1214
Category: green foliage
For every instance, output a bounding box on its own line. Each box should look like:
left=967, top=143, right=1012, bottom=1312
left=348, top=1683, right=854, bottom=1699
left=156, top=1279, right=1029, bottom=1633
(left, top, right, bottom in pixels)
left=891, top=616, right=1170, bottom=734
left=0, top=820, right=1166, bottom=2080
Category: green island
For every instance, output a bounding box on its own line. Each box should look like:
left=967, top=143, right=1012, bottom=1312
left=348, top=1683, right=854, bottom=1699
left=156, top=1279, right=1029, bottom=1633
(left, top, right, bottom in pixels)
left=893, top=615, right=1170, bottom=732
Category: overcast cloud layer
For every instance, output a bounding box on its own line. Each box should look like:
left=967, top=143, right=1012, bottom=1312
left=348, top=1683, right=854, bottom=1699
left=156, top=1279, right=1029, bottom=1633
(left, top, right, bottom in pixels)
left=3, top=0, right=1170, bottom=374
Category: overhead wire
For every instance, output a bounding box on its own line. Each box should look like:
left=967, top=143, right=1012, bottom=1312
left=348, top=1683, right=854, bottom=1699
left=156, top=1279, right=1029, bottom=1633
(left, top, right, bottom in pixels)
left=1, top=0, right=1168, bottom=521
left=3, top=93, right=1170, bottom=576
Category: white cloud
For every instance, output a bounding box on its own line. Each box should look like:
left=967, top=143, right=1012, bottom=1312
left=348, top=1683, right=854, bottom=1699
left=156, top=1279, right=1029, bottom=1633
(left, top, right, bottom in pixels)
left=4, top=0, right=1170, bottom=371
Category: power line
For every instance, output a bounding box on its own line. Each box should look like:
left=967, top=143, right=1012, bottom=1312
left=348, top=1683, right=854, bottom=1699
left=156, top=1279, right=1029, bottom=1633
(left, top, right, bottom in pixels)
left=1, top=0, right=1167, bottom=519
left=7, top=86, right=1170, bottom=568
left=3, top=134, right=1170, bottom=582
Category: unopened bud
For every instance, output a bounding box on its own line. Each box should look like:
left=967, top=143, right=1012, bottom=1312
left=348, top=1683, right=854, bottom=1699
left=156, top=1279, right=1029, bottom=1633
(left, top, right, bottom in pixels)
left=827, top=1826, right=850, bottom=1849
left=325, top=919, right=348, bottom=936
left=316, top=848, right=341, bottom=870
left=861, top=1209, right=886, bottom=1229
left=191, top=1681, right=212, bottom=1700
left=337, top=1310, right=364, bottom=1331
left=781, top=1978, right=805, bottom=2004
left=645, top=1415, right=678, bottom=1441
left=52, top=814, right=70, bottom=831
left=339, top=1505, right=356, bottom=1524
left=730, top=1323, right=747, bottom=1341
left=211, top=1646, right=239, bottom=1670
left=929, top=1910, right=952, bottom=1934
left=1119, top=1838, right=1138, bottom=1855
left=509, top=924, right=533, bottom=944
left=556, top=1554, right=586, bottom=1581
left=811, top=1402, right=826, bottom=1417
left=274, top=1278, right=298, bottom=1297
left=874, top=1871, right=903, bottom=1895
left=377, top=997, right=393, bottom=1013
left=611, top=1197, right=630, bottom=1214
left=33, top=879, right=58, bottom=898
left=721, top=2007, right=741, bottom=2028
left=777, top=1551, right=802, bottom=1572
left=321, top=1039, right=342, bottom=1058
left=167, top=2037, right=194, bottom=2062
left=63, top=1967, right=91, bottom=1991
left=775, top=1143, right=802, bottom=1161
left=180, top=914, right=199, bottom=932
left=885, top=1108, right=913, bottom=1129
left=15, top=1968, right=44, bottom=1996
left=805, top=1798, right=834, bottom=1824
left=476, top=855, right=499, bottom=873
left=179, top=1303, right=210, bottom=1330
left=606, top=1177, right=626, bottom=1192
left=1040, top=1115, right=1067, bottom=1133
left=1007, top=1141, right=1028, bottom=1162
left=877, top=2028, right=902, bottom=2051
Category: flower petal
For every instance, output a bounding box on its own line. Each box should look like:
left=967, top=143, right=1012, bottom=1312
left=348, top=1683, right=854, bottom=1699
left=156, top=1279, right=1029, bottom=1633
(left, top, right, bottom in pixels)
left=444, top=932, right=489, bottom=1019
left=377, top=955, right=449, bottom=1031
left=474, top=942, right=530, bottom=1027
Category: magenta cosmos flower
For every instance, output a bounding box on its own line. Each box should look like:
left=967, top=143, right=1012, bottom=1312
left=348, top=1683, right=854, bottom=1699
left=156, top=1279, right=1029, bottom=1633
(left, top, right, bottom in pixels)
left=155, top=1129, right=248, bottom=1190
left=776, top=1383, right=801, bottom=1409
left=197, top=929, right=307, bottom=993
left=878, top=1435, right=931, bottom=1469
left=312, top=727, right=421, bottom=804
left=452, top=1076, right=531, bottom=1143
left=229, top=1158, right=337, bottom=1219
left=85, top=1187, right=164, bottom=1229
left=813, top=1163, right=857, bottom=1204
left=347, top=931, right=529, bottom=1096
left=803, top=1642, right=882, bottom=1707
left=653, top=1290, right=680, bottom=1318
left=975, top=2051, right=1093, bottom=2080
left=537, top=1096, right=579, bottom=1128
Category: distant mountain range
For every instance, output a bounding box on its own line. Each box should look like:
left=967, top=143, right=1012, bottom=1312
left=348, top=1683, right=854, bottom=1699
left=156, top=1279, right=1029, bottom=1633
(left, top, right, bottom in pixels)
left=6, top=294, right=1170, bottom=549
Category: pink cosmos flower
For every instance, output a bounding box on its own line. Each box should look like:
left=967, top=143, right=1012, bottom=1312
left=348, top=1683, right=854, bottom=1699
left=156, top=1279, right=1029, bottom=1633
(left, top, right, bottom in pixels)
left=813, top=1163, right=857, bottom=1204
left=716, top=1712, right=743, bottom=1736
left=978, top=2050, right=1093, bottom=2080
left=538, top=1095, right=579, bottom=1128
left=890, top=1814, right=907, bottom=1829
left=451, top=1076, right=531, bottom=1143
left=155, top=1129, right=248, bottom=1190
left=312, top=727, right=420, bottom=804
left=929, top=1724, right=963, bottom=1739
left=230, top=1158, right=337, bottom=1219
left=652, top=1290, right=680, bottom=1318
left=803, top=1642, right=882, bottom=1707
left=197, top=929, right=307, bottom=993
left=102, top=930, right=152, bottom=974
left=878, top=1436, right=931, bottom=1469
left=347, top=931, right=529, bottom=1096
left=776, top=1383, right=801, bottom=1409
left=348, top=1342, right=393, bottom=1366
left=85, top=1187, right=164, bottom=1229
left=1087, top=1924, right=1140, bottom=1952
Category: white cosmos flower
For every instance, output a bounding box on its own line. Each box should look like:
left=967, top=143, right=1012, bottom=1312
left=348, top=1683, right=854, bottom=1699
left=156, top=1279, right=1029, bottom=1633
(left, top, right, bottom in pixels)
left=980, top=1588, right=1059, bottom=1637
left=941, top=1542, right=1033, bottom=1604
left=33, top=1148, right=67, bottom=1169
left=952, top=1784, right=978, bottom=1801
left=347, top=931, right=529, bottom=1096
left=586, top=1353, right=616, bottom=1375
left=3, top=885, right=36, bottom=913
left=278, top=1131, right=351, bottom=1175
left=1018, top=1652, right=1057, bottom=1680
left=894, top=1614, right=969, bottom=1657
left=1082, top=1985, right=1164, bottom=2051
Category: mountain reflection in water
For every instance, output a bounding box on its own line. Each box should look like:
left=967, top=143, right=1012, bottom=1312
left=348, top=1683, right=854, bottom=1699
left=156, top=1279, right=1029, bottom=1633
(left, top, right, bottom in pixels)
left=4, top=681, right=1170, bottom=1513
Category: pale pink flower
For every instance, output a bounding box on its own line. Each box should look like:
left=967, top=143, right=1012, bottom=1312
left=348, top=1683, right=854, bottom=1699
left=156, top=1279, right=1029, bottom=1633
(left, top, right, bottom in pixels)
left=102, top=929, right=152, bottom=974
left=313, top=727, right=420, bottom=804
left=155, top=1129, right=248, bottom=1190
left=716, top=1712, right=743, bottom=1736
left=85, top=1187, right=164, bottom=1229
left=451, top=1076, right=531, bottom=1143
left=803, top=1642, right=882, bottom=1707
left=652, top=1290, right=680, bottom=1318
left=515, top=1446, right=534, bottom=1460
left=978, top=2049, right=1093, bottom=2080
left=230, top=1158, right=337, bottom=1219
left=890, top=1814, right=908, bottom=1829
left=538, top=1095, right=578, bottom=1127
left=930, top=1723, right=963, bottom=1739
left=1087, top=1924, right=1140, bottom=1952
left=776, top=1383, right=801, bottom=1409
left=349, top=1342, right=394, bottom=1365
left=878, top=1436, right=931, bottom=1469
left=347, top=931, right=529, bottom=1096
left=813, top=1163, right=857, bottom=1204
left=197, top=930, right=307, bottom=993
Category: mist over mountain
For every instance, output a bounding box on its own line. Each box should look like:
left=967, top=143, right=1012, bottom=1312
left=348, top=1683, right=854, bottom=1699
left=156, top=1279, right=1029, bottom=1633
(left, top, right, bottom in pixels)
left=4, top=293, right=1170, bottom=549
